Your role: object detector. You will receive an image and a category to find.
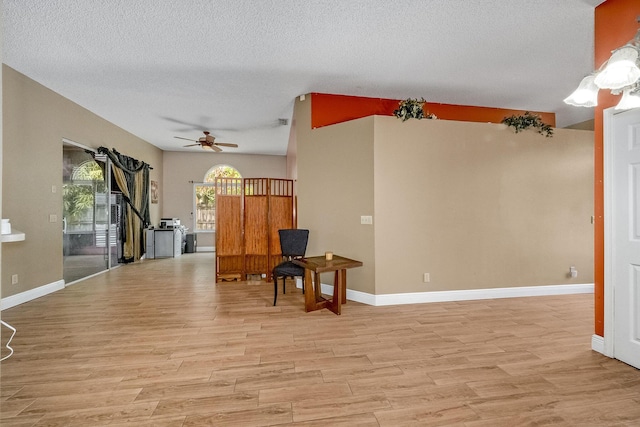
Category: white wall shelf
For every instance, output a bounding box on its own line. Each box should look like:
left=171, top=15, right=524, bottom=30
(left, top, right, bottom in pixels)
left=2, top=230, right=26, bottom=243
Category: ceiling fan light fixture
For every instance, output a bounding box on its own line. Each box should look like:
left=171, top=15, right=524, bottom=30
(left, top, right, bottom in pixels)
left=594, top=46, right=640, bottom=90
left=175, top=131, right=234, bottom=152
left=563, top=75, right=599, bottom=107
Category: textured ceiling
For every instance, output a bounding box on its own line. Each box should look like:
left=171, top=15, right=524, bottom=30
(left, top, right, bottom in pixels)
left=3, top=0, right=604, bottom=155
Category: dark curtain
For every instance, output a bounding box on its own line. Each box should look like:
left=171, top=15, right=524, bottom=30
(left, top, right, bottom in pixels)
left=98, top=147, right=151, bottom=263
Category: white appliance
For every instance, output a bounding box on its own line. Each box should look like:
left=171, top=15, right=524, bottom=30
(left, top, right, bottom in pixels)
left=160, top=218, right=180, bottom=228
left=146, top=228, right=182, bottom=258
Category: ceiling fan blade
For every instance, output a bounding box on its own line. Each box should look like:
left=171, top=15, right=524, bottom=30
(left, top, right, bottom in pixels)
left=175, top=136, right=197, bottom=142
left=214, top=142, right=238, bottom=148
left=161, top=116, right=216, bottom=131
left=210, top=144, right=223, bottom=152
left=183, top=143, right=200, bottom=147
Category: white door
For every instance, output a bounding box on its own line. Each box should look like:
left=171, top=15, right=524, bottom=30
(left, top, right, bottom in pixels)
left=613, top=108, right=640, bottom=369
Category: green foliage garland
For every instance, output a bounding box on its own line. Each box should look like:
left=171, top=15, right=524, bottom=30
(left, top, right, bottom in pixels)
left=501, top=112, right=554, bottom=138
left=394, top=98, right=437, bottom=121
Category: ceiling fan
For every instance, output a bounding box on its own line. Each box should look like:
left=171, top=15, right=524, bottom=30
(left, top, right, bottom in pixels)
left=174, top=131, right=238, bottom=152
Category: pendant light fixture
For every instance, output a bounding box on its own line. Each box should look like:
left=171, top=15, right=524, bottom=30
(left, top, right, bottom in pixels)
left=614, top=85, right=640, bottom=110
left=563, top=75, right=599, bottom=107
left=564, top=17, right=640, bottom=110
left=594, top=46, right=640, bottom=90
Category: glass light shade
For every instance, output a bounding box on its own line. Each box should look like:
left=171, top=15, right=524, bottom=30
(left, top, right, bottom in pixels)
left=614, top=88, right=640, bottom=110
left=563, top=75, right=599, bottom=107
left=594, top=46, right=640, bottom=90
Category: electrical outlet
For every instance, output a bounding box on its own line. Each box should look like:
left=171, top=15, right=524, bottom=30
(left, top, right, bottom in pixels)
left=360, top=215, right=373, bottom=225
left=11, top=274, right=18, bottom=285
left=423, top=273, right=430, bottom=283
left=570, top=266, right=578, bottom=278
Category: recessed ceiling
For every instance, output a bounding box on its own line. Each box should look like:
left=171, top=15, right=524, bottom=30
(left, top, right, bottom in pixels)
left=3, top=0, right=605, bottom=155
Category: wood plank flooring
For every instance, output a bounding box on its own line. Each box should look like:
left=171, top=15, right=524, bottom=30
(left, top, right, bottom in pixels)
left=1, top=253, right=639, bottom=426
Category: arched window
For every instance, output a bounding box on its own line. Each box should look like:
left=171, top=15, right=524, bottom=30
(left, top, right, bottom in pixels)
left=194, top=165, right=241, bottom=232
left=71, top=161, right=104, bottom=181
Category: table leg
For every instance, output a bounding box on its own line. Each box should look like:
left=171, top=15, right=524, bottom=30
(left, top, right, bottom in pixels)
left=332, top=270, right=348, bottom=305
left=314, top=271, right=322, bottom=301
left=302, top=266, right=351, bottom=315
left=303, top=268, right=315, bottom=312
left=331, top=270, right=343, bottom=315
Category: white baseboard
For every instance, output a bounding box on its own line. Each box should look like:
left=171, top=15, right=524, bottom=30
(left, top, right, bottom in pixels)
left=304, top=282, right=594, bottom=307
left=371, top=283, right=594, bottom=306
left=591, top=334, right=607, bottom=355
left=197, top=246, right=215, bottom=252
left=1, top=280, right=65, bottom=311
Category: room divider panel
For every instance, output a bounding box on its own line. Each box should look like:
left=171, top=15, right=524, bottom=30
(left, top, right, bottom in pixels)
left=244, top=178, right=269, bottom=278
left=267, top=179, right=295, bottom=274
left=215, top=178, right=243, bottom=282
left=215, top=177, right=294, bottom=282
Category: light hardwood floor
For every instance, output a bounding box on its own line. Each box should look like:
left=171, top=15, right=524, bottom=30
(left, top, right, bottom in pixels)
left=1, top=253, right=639, bottom=426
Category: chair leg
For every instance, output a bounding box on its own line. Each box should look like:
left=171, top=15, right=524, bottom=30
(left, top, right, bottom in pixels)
left=273, top=276, right=278, bottom=306
left=283, top=277, right=286, bottom=294
left=301, top=276, right=305, bottom=294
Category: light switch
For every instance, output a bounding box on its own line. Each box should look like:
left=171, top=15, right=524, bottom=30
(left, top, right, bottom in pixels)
left=49, top=214, right=57, bottom=223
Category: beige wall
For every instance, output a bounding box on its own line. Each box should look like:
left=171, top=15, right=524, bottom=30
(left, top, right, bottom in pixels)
left=295, top=96, right=377, bottom=294
left=374, top=117, right=593, bottom=294
left=2, top=65, right=163, bottom=298
left=162, top=151, right=287, bottom=247
left=565, top=119, right=594, bottom=131
left=294, top=95, right=594, bottom=296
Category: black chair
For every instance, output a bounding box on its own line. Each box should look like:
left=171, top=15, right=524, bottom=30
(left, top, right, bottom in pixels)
left=273, top=229, right=309, bottom=306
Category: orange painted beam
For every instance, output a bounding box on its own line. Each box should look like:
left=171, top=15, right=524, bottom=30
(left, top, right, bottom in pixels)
left=310, top=92, right=555, bottom=129
left=593, top=0, right=640, bottom=337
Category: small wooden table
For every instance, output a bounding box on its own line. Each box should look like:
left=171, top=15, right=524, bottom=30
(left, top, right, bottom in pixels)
left=293, top=255, right=363, bottom=315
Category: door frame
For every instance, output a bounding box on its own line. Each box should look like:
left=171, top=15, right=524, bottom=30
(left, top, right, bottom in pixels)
left=602, top=106, right=639, bottom=358
left=62, top=138, right=115, bottom=280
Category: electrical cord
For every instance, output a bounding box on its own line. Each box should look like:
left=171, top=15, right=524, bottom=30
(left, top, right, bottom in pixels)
left=1, top=320, right=16, bottom=361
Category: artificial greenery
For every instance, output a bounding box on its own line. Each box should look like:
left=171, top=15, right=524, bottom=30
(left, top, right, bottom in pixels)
left=393, top=98, right=437, bottom=121
left=501, top=112, right=554, bottom=138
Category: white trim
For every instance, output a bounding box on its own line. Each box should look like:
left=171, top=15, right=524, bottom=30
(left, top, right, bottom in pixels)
left=368, top=283, right=593, bottom=306
left=591, top=334, right=608, bottom=356
left=603, top=107, right=617, bottom=358
left=198, top=246, right=215, bottom=252
left=342, top=287, right=378, bottom=306
left=299, top=280, right=594, bottom=307
left=62, top=138, right=95, bottom=152
left=0, top=280, right=65, bottom=310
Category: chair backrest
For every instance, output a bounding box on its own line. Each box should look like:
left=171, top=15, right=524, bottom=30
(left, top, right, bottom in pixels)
left=278, top=229, right=309, bottom=259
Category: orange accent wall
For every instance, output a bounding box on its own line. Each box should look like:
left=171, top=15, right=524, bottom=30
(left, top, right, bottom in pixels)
left=311, top=93, right=556, bottom=129
left=593, top=0, right=640, bottom=337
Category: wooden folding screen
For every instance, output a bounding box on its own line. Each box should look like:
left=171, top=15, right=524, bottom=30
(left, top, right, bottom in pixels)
left=268, top=179, right=295, bottom=273
left=243, top=178, right=269, bottom=277
left=215, top=178, right=243, bottom=282
left=215, top=177, right=294, bottom=282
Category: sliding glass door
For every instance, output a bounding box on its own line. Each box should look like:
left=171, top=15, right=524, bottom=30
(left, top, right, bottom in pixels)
left=62, top=142, right=110, bottom=283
